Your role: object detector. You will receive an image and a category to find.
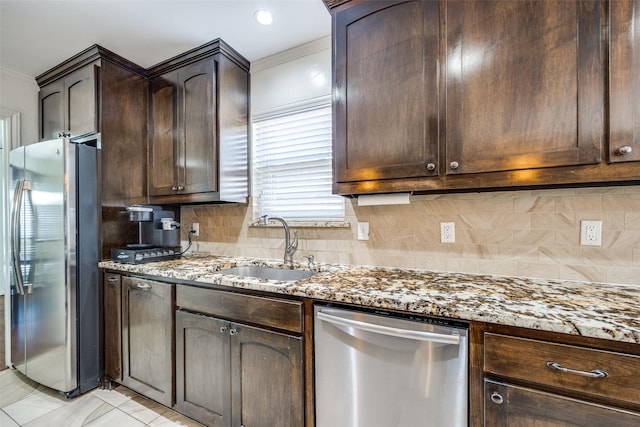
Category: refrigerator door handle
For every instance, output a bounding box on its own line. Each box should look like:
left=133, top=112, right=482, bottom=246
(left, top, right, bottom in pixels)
left=11, top=179, right=26, bottom=295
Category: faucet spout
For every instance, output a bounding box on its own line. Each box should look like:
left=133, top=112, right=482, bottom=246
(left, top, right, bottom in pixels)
left=260, top=215, right=298, bottom=267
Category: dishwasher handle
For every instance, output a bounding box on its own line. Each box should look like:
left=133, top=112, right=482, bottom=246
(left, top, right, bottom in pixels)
left=317, top=310, right=460, bottom=345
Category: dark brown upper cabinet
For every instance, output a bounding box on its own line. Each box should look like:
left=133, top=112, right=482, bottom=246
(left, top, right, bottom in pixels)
left=334, top=0, right=440, bottom=184
left=39, top=65, right=98, bottom=141
left=150, top=58, right=218, bottom=197
left=327, top=0, right=640, bottom=195
left=445, top=0, right=602, bottom=175
left=36, top=45, right=149, bottom=258
left=149, top=69, right=180, bottom=197
left=148, top=40, right=249, bottom=204
left=609, top=0, right=640, bottom=163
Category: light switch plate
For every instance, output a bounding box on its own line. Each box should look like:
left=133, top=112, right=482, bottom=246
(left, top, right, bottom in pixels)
left=357, top=222, right=369, bottom=240
left=580, top=220, right=601, bottom=246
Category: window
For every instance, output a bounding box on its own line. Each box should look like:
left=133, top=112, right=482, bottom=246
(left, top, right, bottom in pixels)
left=252, top=98, right=344, bottom=221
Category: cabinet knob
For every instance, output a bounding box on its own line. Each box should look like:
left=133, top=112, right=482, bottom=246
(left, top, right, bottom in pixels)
left=220, top=326, right=228, bottom=334
left=171, top=186, right=178, bottom=191
left=177, top=186, right=184, bottom=191
left=619, top=145, right=633, bottom=155
left=450, top=161, right=460, bottom=170
left=490, top=392, right=504, bottom=405
left=426, top=163, right=436, bottom=171
left=229, top=328, right=238, bottom=336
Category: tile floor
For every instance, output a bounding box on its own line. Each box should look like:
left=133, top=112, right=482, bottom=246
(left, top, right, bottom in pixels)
left=0, top=369, right=205, bottom=427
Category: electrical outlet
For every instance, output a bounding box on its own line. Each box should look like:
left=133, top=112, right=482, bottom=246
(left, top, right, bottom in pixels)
left=440, top=222, right=455, bottom=243
left=357, top=222, right=369, bottom=241
left=192, top=222, right=200, bottom=236
left=580, top=220, right=601, bottom=246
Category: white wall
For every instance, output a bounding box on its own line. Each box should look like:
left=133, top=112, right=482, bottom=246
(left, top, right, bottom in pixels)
left=0, top=119, right=5, bottom=297
left=250, top=36, right=331, bottom=116
left=0, top=66, right=39, bottom=145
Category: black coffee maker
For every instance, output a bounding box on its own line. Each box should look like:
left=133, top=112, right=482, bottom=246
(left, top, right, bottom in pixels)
left=111, top=205, right=181, bottom=263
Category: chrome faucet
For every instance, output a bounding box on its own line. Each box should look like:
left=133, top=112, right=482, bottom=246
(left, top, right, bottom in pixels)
left=259, top=215, right=298, bottom=267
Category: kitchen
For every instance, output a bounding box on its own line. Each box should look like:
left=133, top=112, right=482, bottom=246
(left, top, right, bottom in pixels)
left=1, top=1, right=640, bottom=426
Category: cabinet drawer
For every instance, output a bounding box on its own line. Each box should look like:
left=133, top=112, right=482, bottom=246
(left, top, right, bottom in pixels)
left=484, top=333, right=640, bottom=407
left=485, top=380, right=640, bottom=426
left=176, top=286, right=303, bottom=333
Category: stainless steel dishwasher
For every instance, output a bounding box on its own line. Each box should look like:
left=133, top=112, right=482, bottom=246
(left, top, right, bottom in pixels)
left=314, top=305, right=468, bottom=427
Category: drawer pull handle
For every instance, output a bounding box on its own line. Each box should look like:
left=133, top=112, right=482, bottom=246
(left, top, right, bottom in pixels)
left=490, top=391, right=504, bottom=405
left=136, top=283, right=152, bottom=290
left=546, top=361, right=608, bottom=378
left=106, top=277, right=119, bottom=283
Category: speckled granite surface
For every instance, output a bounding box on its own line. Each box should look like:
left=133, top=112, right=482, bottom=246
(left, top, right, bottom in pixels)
left=99, top=254, right=640, bottom=344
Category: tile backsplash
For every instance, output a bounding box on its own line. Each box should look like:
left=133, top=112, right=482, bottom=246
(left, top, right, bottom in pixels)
left=181, top=185, right=640, bottom=286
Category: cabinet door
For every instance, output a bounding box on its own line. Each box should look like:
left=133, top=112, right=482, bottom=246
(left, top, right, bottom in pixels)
left=122, top=277, right=174, bottom=406
left=39, top=80, right=64, bottom=141
left=334, top=0, right=440, bottom=183
left=149, top=71, right=179, bottom=196
left=609, top=0, right=640, bottom=163
left=178, top=57, right=217, bottom=194
left=446, top=0, right=602, bottom=175
left=485, top=380, right=640, bottom=426
left=230, top=323, right=304, bottom=427
left=64, top=65, right=99, bottom=138
left=175, top=311, right=231, bottom=427
left=103, top=272, right=122, bottom=381
left=38, top=65, right=98, bottom=141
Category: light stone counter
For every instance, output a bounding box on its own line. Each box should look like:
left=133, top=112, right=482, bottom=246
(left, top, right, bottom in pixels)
left=99, top=254, right=640, bottom=344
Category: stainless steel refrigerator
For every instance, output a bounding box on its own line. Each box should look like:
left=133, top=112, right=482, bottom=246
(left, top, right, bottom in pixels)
left=9, top=137, right=100, bottom=396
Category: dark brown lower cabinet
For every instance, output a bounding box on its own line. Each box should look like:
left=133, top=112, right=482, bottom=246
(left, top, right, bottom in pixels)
left=175, top=310, right=304, bottom=427
left=175, top=311, right=230, bottom=426
left=231, top=322, right=304, bottom=427
left=122, top=277, right=174, bottom=407
left=103, top=272, right=122, bottom=381
left=484, top=380, right=640, bottom=426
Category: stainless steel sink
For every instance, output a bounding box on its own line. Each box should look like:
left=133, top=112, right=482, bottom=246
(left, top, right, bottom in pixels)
left=218, top=265, right=317, bottom=281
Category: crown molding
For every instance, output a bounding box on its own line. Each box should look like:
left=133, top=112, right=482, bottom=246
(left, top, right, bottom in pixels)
left=0, top=66, right=38, bottom=85
left=251, top=36, right=330, bottom=73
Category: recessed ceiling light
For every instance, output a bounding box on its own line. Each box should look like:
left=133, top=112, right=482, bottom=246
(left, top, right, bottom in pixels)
left=254, top=10, right=273, bottom=26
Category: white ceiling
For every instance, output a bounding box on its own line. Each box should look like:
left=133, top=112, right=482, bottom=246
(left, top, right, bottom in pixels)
left=0, top=0, right=332, bottom=78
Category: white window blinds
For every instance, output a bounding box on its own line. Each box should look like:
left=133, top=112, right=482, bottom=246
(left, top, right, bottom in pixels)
left=252, top=99, right=344, bottom=221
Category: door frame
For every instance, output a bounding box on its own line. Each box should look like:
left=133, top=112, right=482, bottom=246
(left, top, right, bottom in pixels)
left=1, top=108, right=21, bottom=368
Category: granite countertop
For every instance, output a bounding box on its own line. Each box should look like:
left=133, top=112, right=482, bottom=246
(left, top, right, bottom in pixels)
left=99, top=254, right=640, bottom=344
